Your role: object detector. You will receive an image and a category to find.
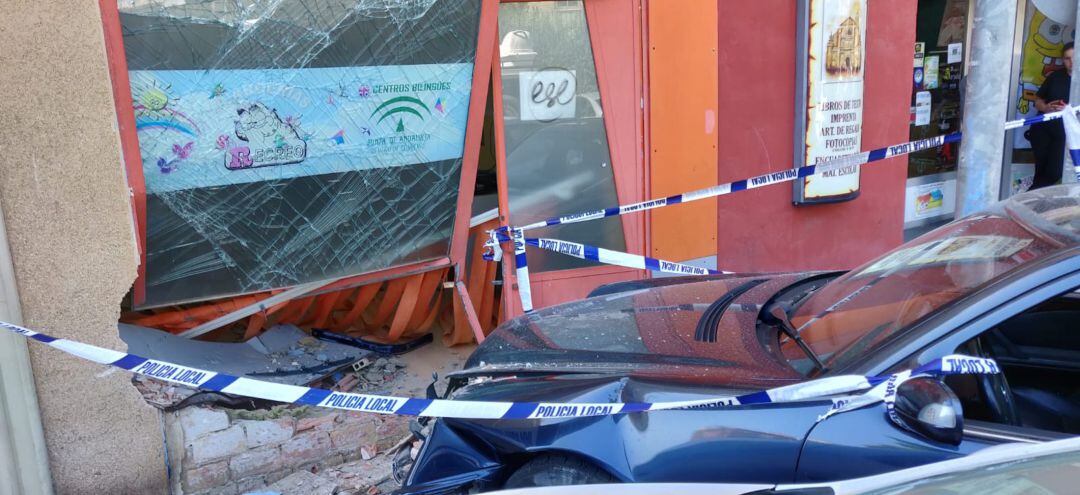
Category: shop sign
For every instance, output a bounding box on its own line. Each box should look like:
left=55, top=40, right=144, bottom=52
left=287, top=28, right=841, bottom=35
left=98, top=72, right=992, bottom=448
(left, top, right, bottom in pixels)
left=947, top=43, right=963, bottom=64
left=904, top=178, right=956, bottom=223
left=914, top=91, right=932, bottom=126
left=924, top=56, right=940, bottom=90
left=518, top=68, right=577, bottom=122
left=794, top=0, right=868, bottom=204
left=133, top=64, right=474, bottom=194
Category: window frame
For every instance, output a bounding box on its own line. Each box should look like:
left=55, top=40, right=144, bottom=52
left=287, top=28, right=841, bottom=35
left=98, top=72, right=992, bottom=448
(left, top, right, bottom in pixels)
left=895, top=258, right=1080, bottom=441
left=96, top=0, right=501, bottom=311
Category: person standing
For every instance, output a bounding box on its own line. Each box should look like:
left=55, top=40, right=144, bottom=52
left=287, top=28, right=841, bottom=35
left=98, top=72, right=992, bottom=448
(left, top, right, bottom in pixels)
left=1029, top=42, right=1074, bottom=189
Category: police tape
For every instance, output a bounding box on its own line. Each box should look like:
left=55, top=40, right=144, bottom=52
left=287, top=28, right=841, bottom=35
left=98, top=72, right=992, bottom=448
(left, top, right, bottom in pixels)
left=485, top=232, right=730, bottom=277
left=486, top=228, right=535, bottom=312
left=488, top=108, right=1080, bottom=311
left=1063, top=107, right=1080, bottom=181
left=501, top=108, right=1077, bottom=234
left=2, top=320, right=999, bottom=421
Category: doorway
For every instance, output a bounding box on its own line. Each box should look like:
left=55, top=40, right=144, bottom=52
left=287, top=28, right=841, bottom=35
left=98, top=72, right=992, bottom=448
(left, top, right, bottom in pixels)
left=904, top=0, right=972, bottom=241
left=490, top=0, right=647, bottom=315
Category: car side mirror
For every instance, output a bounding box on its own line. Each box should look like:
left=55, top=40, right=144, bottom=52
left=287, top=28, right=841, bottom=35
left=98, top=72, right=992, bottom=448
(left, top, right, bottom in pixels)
left=890, top=377, right=964, bottom=446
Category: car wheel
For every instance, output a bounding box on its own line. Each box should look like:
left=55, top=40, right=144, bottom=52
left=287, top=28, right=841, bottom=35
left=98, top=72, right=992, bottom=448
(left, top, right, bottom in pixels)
left=503, top=454, right=617, bottom=488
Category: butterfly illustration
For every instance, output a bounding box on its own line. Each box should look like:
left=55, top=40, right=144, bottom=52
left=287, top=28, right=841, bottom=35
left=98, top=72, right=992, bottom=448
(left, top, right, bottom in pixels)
left=172, top=141, right=194, bottom=160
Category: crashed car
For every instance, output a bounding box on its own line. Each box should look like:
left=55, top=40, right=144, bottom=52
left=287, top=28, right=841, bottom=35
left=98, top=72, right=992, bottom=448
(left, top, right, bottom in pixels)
left=484, top=436, right=1080, bottom=495
left=399, top=184, right=1080, bottom=494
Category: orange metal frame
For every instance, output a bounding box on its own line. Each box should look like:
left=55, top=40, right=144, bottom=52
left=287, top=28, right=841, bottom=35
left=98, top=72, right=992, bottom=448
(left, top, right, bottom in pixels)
left=98, top=0, right=500, bottom=341
left=491, top=0, right=649, bottom=318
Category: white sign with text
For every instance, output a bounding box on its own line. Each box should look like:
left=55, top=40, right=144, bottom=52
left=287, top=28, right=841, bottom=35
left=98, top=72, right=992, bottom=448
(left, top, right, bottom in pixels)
left=519, top=68, right=577, bottom=122
left=799, top=0, right=868, bottom=202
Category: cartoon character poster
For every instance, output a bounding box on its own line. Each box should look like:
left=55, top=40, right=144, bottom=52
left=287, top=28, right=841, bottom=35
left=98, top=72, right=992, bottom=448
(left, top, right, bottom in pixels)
left=130, top=64, right=474, bottom=194
left=1014, top=0, right=1076, bottom=149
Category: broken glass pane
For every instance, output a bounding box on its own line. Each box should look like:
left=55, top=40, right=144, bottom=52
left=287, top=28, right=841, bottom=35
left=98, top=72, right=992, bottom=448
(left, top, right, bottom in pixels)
left=496, top=1, right=627, bottom=272
left=116, top=0, right=482, bottom=308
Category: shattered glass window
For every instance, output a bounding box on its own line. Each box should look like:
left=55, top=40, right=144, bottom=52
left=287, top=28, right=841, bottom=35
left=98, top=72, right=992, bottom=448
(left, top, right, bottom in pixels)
left=116, top=0, right=482, bottom=308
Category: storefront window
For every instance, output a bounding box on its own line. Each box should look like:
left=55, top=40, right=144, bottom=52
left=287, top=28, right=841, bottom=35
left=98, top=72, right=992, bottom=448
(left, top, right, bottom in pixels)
left=117, top=1, right=482, bottom=307
left=904, top=0, right=968, bottom=235
left=497, top=1, right=627, bottom=272
left=1007, top=0, right=1075, bottom=194
left=909, top=0, right=967, bottom=179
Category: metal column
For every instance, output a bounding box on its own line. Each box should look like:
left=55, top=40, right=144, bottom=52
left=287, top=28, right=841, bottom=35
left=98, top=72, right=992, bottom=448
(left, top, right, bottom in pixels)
left=1066, top=2, right=1080, bottom=184
left=956, top=0, right=1019, bottom=216
left=0, top=200, right=53, bottom=495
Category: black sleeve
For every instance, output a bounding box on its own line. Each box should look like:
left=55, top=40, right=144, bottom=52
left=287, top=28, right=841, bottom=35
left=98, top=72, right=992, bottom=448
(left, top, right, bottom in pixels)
left=1036, top=73, right=1053, bottom=100
left=1037, top=70, right=1066, bottom=101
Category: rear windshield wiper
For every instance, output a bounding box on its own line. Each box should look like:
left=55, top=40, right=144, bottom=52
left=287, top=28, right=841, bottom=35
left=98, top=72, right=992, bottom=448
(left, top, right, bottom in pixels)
left=762, top=303, right=828, bottom=372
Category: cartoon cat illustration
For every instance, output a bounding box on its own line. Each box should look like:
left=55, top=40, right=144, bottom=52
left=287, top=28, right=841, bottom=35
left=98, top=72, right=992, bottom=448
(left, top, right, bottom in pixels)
left=225, top=102, right=307, bottom=170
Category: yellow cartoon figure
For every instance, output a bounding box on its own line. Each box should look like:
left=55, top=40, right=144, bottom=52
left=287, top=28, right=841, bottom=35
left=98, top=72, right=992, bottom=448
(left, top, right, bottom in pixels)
left=1018, top=9, right=1070, bottom=115
left=139, top=85, right=170, bottom=112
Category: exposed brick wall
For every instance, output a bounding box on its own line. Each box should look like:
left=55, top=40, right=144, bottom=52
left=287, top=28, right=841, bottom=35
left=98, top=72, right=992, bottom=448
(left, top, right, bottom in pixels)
left=172, top=406, right=408, bottom=495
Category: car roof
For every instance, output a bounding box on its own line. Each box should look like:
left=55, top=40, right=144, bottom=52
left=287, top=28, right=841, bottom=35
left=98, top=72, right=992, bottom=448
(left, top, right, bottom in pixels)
left=997, top=184, right=1080, bottom=244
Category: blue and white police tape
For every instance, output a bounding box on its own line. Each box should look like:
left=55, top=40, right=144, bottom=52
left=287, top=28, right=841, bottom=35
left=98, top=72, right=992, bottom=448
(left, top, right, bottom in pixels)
left=511, top=229, right=534, bottom=312
left=504, top=107, right=1080, bottom=234
left=485, top=232, right=730, bottom=277
left=489, top=109, right=1080, bottom=311
left=819, top=355, right=1001, bottom=423
left=1061, top=107, right=1080, bottom=181
left=2, top=320, right=999, bottom=421
left=486, top=229, right=535, bottom=312
left=526, top=237, right=731, bottom=276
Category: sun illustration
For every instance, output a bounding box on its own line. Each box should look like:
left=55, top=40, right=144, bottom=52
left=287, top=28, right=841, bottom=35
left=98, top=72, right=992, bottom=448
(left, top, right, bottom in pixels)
left=134, top=80, right=176, bottom=113
left=132, top=78, right=202, bottom=137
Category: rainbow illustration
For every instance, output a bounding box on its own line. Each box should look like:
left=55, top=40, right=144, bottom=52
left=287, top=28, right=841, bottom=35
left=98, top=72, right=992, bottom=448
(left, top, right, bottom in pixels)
left=135, top=118, right=198, bottom=137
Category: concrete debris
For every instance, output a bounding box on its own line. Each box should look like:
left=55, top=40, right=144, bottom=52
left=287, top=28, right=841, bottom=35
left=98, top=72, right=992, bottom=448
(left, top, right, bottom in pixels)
left=241, top=452, right=397, bottom=495
left=133, top=374, right=199, bottom=409
left=121, top=324, right=371, bottom=389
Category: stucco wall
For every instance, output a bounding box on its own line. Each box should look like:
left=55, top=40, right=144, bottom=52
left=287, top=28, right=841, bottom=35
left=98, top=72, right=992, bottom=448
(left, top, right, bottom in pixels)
left=714, top=0, right=918, bottom=271
left=0, top=1, right=167, bottom=494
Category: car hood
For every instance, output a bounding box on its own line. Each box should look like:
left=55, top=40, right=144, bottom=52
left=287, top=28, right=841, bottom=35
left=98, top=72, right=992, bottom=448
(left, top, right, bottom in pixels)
left=462, top=273, right=826, bottom=389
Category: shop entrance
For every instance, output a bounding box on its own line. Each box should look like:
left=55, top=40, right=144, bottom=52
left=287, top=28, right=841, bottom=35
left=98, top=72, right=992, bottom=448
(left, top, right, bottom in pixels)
left=486, top=0, right=647, bottom=316
left=1002, top=0, right=1076, bottom=199
left=904, top=0, right=971, bottom=240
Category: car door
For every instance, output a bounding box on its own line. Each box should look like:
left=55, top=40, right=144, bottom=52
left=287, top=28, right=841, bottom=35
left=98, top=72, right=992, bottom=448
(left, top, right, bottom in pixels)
left=794, top=263, right=1080, bottom=482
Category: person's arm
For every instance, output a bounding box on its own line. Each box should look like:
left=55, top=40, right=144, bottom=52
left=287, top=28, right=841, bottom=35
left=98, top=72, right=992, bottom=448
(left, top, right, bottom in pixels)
left=1032, top=96, right=1049, bottom=113
left=1035, top=73, right=1068, bottom=113
left=1035, top=96, right=1068, bottom=113
left=1035, top=96, right=1052, bottom=113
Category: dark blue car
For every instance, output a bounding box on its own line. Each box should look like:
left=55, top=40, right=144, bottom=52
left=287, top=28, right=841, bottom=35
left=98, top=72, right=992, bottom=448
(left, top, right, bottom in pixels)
left=399, top=185, right=1080, bottom=494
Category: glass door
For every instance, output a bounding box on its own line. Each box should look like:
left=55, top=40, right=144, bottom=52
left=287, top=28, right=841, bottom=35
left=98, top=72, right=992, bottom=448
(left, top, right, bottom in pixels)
left=493, top=0, right=644, bottom=312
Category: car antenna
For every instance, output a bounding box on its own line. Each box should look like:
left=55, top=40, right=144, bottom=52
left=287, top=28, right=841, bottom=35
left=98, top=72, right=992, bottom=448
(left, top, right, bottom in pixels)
left=764, top=304, right=828, bottom=372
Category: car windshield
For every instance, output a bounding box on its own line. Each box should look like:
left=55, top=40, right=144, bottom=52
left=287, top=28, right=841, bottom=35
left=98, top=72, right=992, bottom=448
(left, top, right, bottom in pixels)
left=783, top=185, right=1080, bottom=373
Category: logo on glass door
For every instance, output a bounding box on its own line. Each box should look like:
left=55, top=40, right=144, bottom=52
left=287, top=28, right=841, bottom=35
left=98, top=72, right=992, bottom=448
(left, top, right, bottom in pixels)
left=519, top=68, right=577, bottom=122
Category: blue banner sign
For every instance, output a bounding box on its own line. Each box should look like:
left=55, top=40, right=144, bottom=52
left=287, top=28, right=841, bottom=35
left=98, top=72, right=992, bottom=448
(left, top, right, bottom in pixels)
left=130, top=64, right=475, bottom=193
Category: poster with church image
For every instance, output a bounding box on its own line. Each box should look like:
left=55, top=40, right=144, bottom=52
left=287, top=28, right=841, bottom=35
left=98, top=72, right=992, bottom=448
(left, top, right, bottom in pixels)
left=795, top=0, right=867, bottom=204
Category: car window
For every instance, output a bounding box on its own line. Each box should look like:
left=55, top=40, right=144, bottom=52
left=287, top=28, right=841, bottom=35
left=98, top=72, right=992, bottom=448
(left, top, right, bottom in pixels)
left=785, top=186, right=1080, bottom=374
left=788, top=219, right=1059, bottom=371
left=946, top=288, right=1080, bottom=435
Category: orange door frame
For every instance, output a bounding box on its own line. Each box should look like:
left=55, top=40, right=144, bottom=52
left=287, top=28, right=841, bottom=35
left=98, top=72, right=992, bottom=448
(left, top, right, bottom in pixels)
left=491, top=0, right=649, bottom=318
